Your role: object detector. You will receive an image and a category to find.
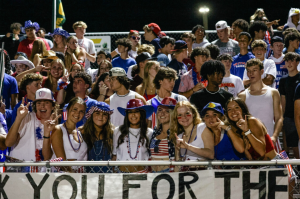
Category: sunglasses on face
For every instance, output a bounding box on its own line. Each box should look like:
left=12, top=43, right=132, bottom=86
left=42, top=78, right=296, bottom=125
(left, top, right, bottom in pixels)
left=131, top=36, right=141, bottom=41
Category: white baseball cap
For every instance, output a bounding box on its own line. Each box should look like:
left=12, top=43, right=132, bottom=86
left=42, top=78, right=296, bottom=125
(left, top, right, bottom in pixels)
left=215, top=21, right=230, bottom=30
left=35, top=88, right=55, bottom=102
left=109, top=67, right=127, bottom=77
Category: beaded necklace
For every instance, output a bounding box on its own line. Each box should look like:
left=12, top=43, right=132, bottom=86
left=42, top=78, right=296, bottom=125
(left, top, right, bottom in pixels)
left=126, top=133, right=140, bottom=160
left=64, top=123, right=81, bottom=152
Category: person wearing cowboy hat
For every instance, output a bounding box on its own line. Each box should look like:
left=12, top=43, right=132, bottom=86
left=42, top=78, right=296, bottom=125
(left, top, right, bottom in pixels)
left=105, top=67, right=146, bottom=127
left=49, top=28, right=70, bottom=54
left=17, top=20, right=50, bottom=58
left=150, top=97, right=177, bottom=172
left=112, top=98, right=154, bottom=173
left=6, top=88, right=60, bottom=163
left=82, top=101, right=114, bottom=173
left=10, top=56, right=35, bottom=77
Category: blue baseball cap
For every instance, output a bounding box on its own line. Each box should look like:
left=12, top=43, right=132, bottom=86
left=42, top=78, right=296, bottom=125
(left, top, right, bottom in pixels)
left=171, top=40, right=187, bottom=51
left=200, top=102, right=224, bottom=117
left=271, top=36, right=283, bottom=45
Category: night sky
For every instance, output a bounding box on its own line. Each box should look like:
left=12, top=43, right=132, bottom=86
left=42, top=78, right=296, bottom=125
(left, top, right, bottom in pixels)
left=0, top=0, right=300, bottom=34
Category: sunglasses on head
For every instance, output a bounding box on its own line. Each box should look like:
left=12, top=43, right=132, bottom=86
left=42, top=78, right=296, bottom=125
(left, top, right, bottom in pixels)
left=131, top=36, right=141, bottom=41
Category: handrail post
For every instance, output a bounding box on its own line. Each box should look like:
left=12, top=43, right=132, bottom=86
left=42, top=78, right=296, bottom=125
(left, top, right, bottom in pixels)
left=46, top=161, right=51, bottom=173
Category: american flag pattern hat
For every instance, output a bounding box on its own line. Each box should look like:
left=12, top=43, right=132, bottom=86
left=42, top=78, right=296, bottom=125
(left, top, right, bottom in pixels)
left=85, top=102, right=113, bottom=119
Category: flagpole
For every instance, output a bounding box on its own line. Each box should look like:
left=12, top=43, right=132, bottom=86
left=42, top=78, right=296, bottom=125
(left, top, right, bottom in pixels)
left=53, top=0, right=56, bottom=31
left=0, top=43, right=4, bottom=97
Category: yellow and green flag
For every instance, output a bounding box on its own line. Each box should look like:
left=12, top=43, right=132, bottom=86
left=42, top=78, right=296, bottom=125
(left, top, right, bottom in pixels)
left=56, top=0, right=66, bottom=28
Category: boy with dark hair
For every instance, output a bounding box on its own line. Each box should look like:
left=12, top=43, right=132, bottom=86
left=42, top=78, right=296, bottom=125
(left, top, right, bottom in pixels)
left=239, top=58, right=283, bottom=152
left=243, top=40, right=277, bottom=88
left=105, top=67, right=146, bottom=127
left=279, top=53, right=300, bottom=159
left=269, top=36, right=288, bottom=89
left=167, top=40, right=188, bottom=93
left=217, top=54, right=244, bottom=97
left=157, top=36, right=175, bottom=66
left=191, top=25, right=210, bottom=49
left=147, top=67, right=187, bottom=128
left=178, top=47, right=210, bottom=99
left=231, top=32, right=255, bottom=79
left=232, top=19, right=249, bottom=40
left=283, top=32, right=300, bottom=54
left=36, top=27, right=53, bottom=49
left=212, top=21, right=240, bottom=56
left=11, top=73, right=43, bottom=124
left=61, top=72, right=97, bottom=127
left=248, top=21, right=271, bottom=57
left=111, top=38, right=137, bottom=73
left=143, top=23, right=162, bottom=57
left=190, top=60, right=233, bottom=113
left=205, top=44, right=220, bottom=60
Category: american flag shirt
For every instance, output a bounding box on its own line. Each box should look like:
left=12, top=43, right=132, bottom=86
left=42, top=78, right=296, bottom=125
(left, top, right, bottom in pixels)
left=149, top=125, right=175, bottom=160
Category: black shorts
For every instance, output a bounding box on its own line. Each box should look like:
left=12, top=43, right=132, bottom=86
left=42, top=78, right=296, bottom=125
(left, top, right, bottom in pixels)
left=283, top=117, right=299, bottom=147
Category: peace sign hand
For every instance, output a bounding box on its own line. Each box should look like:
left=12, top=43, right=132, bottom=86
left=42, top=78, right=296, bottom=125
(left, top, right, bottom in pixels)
left=35, top=65, right=51, bottom=73
left=17, top=97, right=30, bottom=119
left=236, top=114, right=249, bottom=132
left=44, top=113, right=61, bottom=134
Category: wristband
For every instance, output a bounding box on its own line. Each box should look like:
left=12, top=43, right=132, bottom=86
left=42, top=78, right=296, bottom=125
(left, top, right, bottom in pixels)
left=43, top=136, right=50, bottom=139
left=244, top=129, right=251, bottom=136
left=226, top=125, right=231, bottom=131
left=57, top=78, right=70, bottom=91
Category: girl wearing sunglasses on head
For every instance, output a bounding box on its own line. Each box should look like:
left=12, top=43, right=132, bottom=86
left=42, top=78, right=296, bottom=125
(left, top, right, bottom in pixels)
left=110, top=30, right=140, bottom=59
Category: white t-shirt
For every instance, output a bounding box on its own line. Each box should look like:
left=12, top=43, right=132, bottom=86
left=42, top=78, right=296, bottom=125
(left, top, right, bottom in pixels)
left=78, top=38, right=96, bottom=71
left=220, top=74, right=244, bottom=97
left=113, top=127, right=153, bottom=161
left=114, top=48, right=138, bottom=59
left=146, top=93, right=188, bottom=129
left=243, top=59, right=277, bottom=88
left=126, top=64, right=137, bottom=79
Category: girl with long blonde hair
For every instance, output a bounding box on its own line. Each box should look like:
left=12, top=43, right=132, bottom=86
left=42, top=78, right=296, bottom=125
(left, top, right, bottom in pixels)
left=65, top=36, right=85, bottom=72
left=170, top=101, right=214, bottom=161
left=30, top=39, right=56, bottom=67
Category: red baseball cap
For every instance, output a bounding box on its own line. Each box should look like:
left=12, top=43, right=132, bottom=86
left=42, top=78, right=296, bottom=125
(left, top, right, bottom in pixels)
left=148, top=23, right=161, bottom=36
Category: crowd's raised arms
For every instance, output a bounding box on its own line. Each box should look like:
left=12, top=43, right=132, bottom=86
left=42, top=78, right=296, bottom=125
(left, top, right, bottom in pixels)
left=0, top=8, right=300, bottom=173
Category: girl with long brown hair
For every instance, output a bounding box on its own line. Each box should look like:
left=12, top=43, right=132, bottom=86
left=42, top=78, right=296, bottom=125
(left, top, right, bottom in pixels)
left=82, top=102, right=114, bottom=173
left=30, top=39, right=56, bottom=67
left=135, top=61, right=160, bottom=100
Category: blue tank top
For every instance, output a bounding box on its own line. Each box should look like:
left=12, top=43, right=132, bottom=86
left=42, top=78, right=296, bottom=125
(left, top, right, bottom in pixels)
left=86, top=139, right=112, bottom=173
left=214, top=131, right=246, bottom=160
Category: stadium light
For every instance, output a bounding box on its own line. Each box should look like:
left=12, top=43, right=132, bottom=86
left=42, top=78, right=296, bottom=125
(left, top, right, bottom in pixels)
left=199, top=6, right=209, bottom=30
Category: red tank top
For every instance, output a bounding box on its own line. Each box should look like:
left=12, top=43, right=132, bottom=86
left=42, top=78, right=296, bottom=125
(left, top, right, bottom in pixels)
left=248, top=134, right=274, bottom=160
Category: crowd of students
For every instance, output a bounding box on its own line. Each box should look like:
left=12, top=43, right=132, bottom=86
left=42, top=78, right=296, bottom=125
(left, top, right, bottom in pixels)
left=0, top=8, right=300, bottom=173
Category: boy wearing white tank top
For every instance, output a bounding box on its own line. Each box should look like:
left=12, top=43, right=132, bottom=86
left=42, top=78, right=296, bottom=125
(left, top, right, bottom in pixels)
left=105, top=67, right=146, bottom=127
left=239, top=59, right=283, bottom=152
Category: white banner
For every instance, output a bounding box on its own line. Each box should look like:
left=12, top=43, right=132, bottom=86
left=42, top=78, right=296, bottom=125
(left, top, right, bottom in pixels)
left=1, top=168, right=288, bottom=199
left=85, top=36, right=111, bottom=54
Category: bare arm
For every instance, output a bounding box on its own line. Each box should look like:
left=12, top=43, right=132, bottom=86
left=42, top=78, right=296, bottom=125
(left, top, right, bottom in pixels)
left=33, top=54, right=42, bottom=67
left=135, top=85, right=144, bottom=96
left=51, top=126, right=66, bottom=160
left=15, top=65, right=50, bottom=83
left=295, top=99, right=300, bottom=138
left=85, top=52, right=96, bottom=63
left=104, top=97, right=110, bottom=105
left=56, top=89, right=66, bottom=105
left=226, top=128, right=245, bottom=153
left=135, top=93, right=146, bottom=105
left=245, top=118, right=266, bottom=157
left=179, top=83, right=204, bottom=99
left=271, top=90, right=283, bottom=144
left=262, top=74, right=275, bottom=86
left=238, top=91, right=246, bottom=101
left=0, top=134, right=7, bottom=151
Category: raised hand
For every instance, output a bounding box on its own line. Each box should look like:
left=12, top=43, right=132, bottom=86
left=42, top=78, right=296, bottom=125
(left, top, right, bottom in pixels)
left=216, top=118, right=228, bottom=130
left=35, top=65, right=51, bottom=73
left=236, top=114, right=249, bottom=132
left=192, top=82, right=204, bottom=92
left=61, top=73, right=70, bottom=83
left=175, top=134, right=190, bottom=149
left=99, top=81, right=108, bottom=95
left=44, top=113, right=61, bottom=133
left=17, top=97, right=30, bottom=119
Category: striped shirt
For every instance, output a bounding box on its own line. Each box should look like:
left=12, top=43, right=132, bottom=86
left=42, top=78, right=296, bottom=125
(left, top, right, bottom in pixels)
left=150, top=138, right=169, bottom=158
